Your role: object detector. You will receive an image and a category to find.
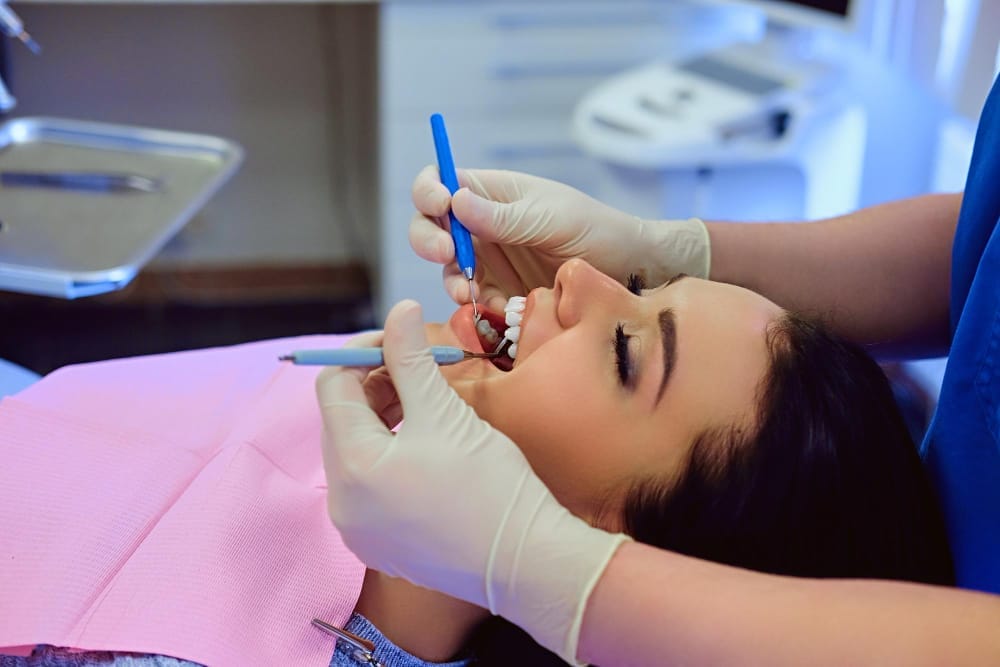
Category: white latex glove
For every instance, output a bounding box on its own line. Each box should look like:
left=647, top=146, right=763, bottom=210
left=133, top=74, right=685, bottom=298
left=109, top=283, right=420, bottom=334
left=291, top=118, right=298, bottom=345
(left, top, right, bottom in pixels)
left=409, top=166, right=710, bottom=312
left=317, top=300, right=630, bottom=665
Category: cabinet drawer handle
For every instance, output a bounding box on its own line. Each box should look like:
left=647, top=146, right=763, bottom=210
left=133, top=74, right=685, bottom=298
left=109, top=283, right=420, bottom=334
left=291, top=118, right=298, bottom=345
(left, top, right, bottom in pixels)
left=491, top=61, right=634, bottom=80
left=490, top=11, right=664, bottom=30
left=486, top=144, right=582, bottom=160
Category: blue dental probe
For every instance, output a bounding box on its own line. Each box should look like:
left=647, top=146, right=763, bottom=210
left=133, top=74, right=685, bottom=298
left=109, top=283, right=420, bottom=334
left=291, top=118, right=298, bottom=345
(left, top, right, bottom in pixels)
left=430, top=113, right=479, bottom=319
left=279, top=346, right=496, bottom=367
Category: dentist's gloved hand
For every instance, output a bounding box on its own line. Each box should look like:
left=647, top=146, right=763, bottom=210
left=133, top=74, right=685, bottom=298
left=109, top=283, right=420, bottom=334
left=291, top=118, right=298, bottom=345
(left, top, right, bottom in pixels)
left=409, top=166, right=710, bottom=312
left=316, top=300, right=630, bottom=665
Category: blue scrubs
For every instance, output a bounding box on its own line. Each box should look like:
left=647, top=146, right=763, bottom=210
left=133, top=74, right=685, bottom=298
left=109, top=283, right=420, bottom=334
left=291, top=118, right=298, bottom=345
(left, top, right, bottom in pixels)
left=922, top=74, right=1000, bottom=593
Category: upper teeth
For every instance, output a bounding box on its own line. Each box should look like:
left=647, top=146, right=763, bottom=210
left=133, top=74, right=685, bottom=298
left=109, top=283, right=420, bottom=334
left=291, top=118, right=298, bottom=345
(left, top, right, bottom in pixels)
left=473, top=297, right=526, bottom=360
left=502, top=297, right=525, bottom=358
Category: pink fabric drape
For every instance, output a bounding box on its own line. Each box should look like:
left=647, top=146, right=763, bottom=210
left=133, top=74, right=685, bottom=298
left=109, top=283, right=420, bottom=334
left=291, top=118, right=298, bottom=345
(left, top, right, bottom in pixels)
left=0, top=335, right=366, bottom=666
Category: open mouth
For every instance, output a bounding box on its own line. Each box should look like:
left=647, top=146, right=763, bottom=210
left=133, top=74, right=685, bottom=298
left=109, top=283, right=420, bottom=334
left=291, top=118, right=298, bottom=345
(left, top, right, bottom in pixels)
left=475, top=308, right=515, bottom=372
left=449, top=302, right=520, bottom=373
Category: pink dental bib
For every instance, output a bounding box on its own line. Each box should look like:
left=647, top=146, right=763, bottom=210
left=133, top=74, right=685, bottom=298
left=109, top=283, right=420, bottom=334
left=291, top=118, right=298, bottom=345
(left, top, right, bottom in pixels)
left=0, top=335, right=366, bottom=666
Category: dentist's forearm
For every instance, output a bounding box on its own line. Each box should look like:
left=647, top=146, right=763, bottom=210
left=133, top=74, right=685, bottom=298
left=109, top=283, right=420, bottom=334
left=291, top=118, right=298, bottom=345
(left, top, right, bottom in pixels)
left=704, top=193, right=961, bottom=358
left=578, top=540, right=1000, bottom=667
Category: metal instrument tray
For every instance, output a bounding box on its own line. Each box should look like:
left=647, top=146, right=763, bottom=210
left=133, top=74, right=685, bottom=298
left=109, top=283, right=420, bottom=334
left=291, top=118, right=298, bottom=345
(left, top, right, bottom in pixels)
left=0, top=117, right=243, bottom=298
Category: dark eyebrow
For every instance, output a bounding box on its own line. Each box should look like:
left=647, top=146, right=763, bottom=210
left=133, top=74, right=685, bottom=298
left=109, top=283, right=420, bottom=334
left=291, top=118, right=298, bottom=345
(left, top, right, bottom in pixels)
left=655, top=308, right=677, bottom=405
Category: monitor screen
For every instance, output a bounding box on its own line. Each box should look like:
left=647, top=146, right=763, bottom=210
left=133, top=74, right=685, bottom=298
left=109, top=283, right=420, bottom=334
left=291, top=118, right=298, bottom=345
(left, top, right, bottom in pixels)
left=706, top=0, right=856, bottom=31
left=774, top=0, right=849, bottom=17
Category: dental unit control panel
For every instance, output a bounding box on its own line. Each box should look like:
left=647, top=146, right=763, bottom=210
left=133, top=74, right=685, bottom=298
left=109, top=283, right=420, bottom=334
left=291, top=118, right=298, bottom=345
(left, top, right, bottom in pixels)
left=571, top=38, right=866, bottom=223
left=573, top=42, right=841, bottom=169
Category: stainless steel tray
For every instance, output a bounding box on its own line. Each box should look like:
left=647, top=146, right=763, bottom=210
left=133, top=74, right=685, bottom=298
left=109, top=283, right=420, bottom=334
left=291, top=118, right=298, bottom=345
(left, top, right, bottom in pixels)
left=0, top=117, right=243, bottom=298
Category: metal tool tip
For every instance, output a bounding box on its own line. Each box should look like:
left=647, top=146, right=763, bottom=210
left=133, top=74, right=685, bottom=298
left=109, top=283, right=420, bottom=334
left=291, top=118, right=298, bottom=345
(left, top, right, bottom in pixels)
left=125, top=175, right=162, bottom=193
left=469, top=279, right=479, bottom=319
left=278, top=354, right=294, bottom=362
left=19, top=33, right=40, bottom=55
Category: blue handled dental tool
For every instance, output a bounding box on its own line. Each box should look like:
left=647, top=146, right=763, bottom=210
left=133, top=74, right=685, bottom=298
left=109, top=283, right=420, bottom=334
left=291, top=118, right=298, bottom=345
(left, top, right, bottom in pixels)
left=0, top=3, right=40, bottom=54
left=430, top=113, right=480, bottom=321
left=279, top=346, right=498, bottom=367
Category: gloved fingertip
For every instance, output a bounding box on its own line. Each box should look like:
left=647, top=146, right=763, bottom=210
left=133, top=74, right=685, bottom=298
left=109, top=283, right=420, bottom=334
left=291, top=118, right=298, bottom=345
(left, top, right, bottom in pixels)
left=382, top=301, right=453, bottom=412
left=436, top=190, right=452, bottom=211
left=413, top=166, right=453, bottom=216
left=484, top=293, right=510, bottom=314
left=453, top=188, right=497, bottom=236
left=315, top=365, right=367, bottom=408
left=435, top=234, right=454, bottom=262
left=384, top=300, right=429, bottom=355
left=446, top=281, right=467, bottom=307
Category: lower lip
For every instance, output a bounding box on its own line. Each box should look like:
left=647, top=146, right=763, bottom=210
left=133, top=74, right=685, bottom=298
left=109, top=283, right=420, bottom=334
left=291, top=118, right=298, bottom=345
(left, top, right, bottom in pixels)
left=449, top=304, right=484, bottom=353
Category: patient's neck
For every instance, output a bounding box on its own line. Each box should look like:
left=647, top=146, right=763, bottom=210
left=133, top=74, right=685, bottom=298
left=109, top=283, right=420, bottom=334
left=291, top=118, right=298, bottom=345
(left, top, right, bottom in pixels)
left=353, top=568, right=489, bottom=662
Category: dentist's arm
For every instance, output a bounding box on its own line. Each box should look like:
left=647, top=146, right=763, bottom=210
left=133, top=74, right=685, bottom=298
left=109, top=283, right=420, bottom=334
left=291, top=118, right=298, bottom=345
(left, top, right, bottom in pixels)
left=410, top=166, right=959, bottom=357
left=580, top=540, right=1000, bottom=666
left=408, top=166, right=710, bottom=313
left=707, top=192, right=961, bottom=358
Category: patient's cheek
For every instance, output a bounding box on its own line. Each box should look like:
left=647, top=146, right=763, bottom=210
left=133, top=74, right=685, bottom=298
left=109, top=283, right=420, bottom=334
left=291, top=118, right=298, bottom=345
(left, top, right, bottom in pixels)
left=424, top=322, right=448, bottom=344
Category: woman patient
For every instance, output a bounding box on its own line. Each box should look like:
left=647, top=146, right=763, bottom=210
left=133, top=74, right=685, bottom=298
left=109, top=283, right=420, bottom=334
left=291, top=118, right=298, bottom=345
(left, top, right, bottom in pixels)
left=1, top=259, right=952, bottom=667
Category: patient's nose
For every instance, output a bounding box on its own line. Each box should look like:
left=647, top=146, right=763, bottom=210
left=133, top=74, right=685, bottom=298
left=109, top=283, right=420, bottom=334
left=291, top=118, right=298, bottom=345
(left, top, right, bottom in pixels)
left=555, top=259, right=627, bottom=327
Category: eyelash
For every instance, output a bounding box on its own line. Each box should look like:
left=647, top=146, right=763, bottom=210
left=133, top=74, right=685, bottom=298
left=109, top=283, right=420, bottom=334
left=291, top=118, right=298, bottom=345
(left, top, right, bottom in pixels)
left=614, top=323, right=635, bottom=389
left=626, top=273, right=646, bottom=295
left=616, top=273, right=645, bottom=387
left=627, top=271, right=685, bottom=296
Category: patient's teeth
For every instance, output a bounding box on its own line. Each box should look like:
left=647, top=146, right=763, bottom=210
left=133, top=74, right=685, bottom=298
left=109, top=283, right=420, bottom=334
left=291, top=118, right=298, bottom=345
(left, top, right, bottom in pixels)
left=476, top=317, right=501, bottom=346
left=477, top=296, right=526, bottom=360
left=477, top=319, right=496, bottom=336
left=505, top=296, right=526, bottom=313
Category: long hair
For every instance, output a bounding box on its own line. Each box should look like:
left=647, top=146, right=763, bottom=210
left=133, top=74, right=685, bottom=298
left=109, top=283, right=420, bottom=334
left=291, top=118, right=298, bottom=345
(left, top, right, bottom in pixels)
left=471, top=313, right=953, bottom=664
left=623, top=312, right=952, bottom=582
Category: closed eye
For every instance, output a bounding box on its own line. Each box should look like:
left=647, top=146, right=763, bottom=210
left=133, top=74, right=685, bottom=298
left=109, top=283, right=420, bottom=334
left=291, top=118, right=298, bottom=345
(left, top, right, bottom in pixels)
left=628, top=272, right=686, bottom=297
left=614, top=322, right=636, bottom=389
left=664, top=273, right=687, bottom=287
left=626, top=272, right=646, bottom=295
left=618, top=272, right=684, bottom=393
